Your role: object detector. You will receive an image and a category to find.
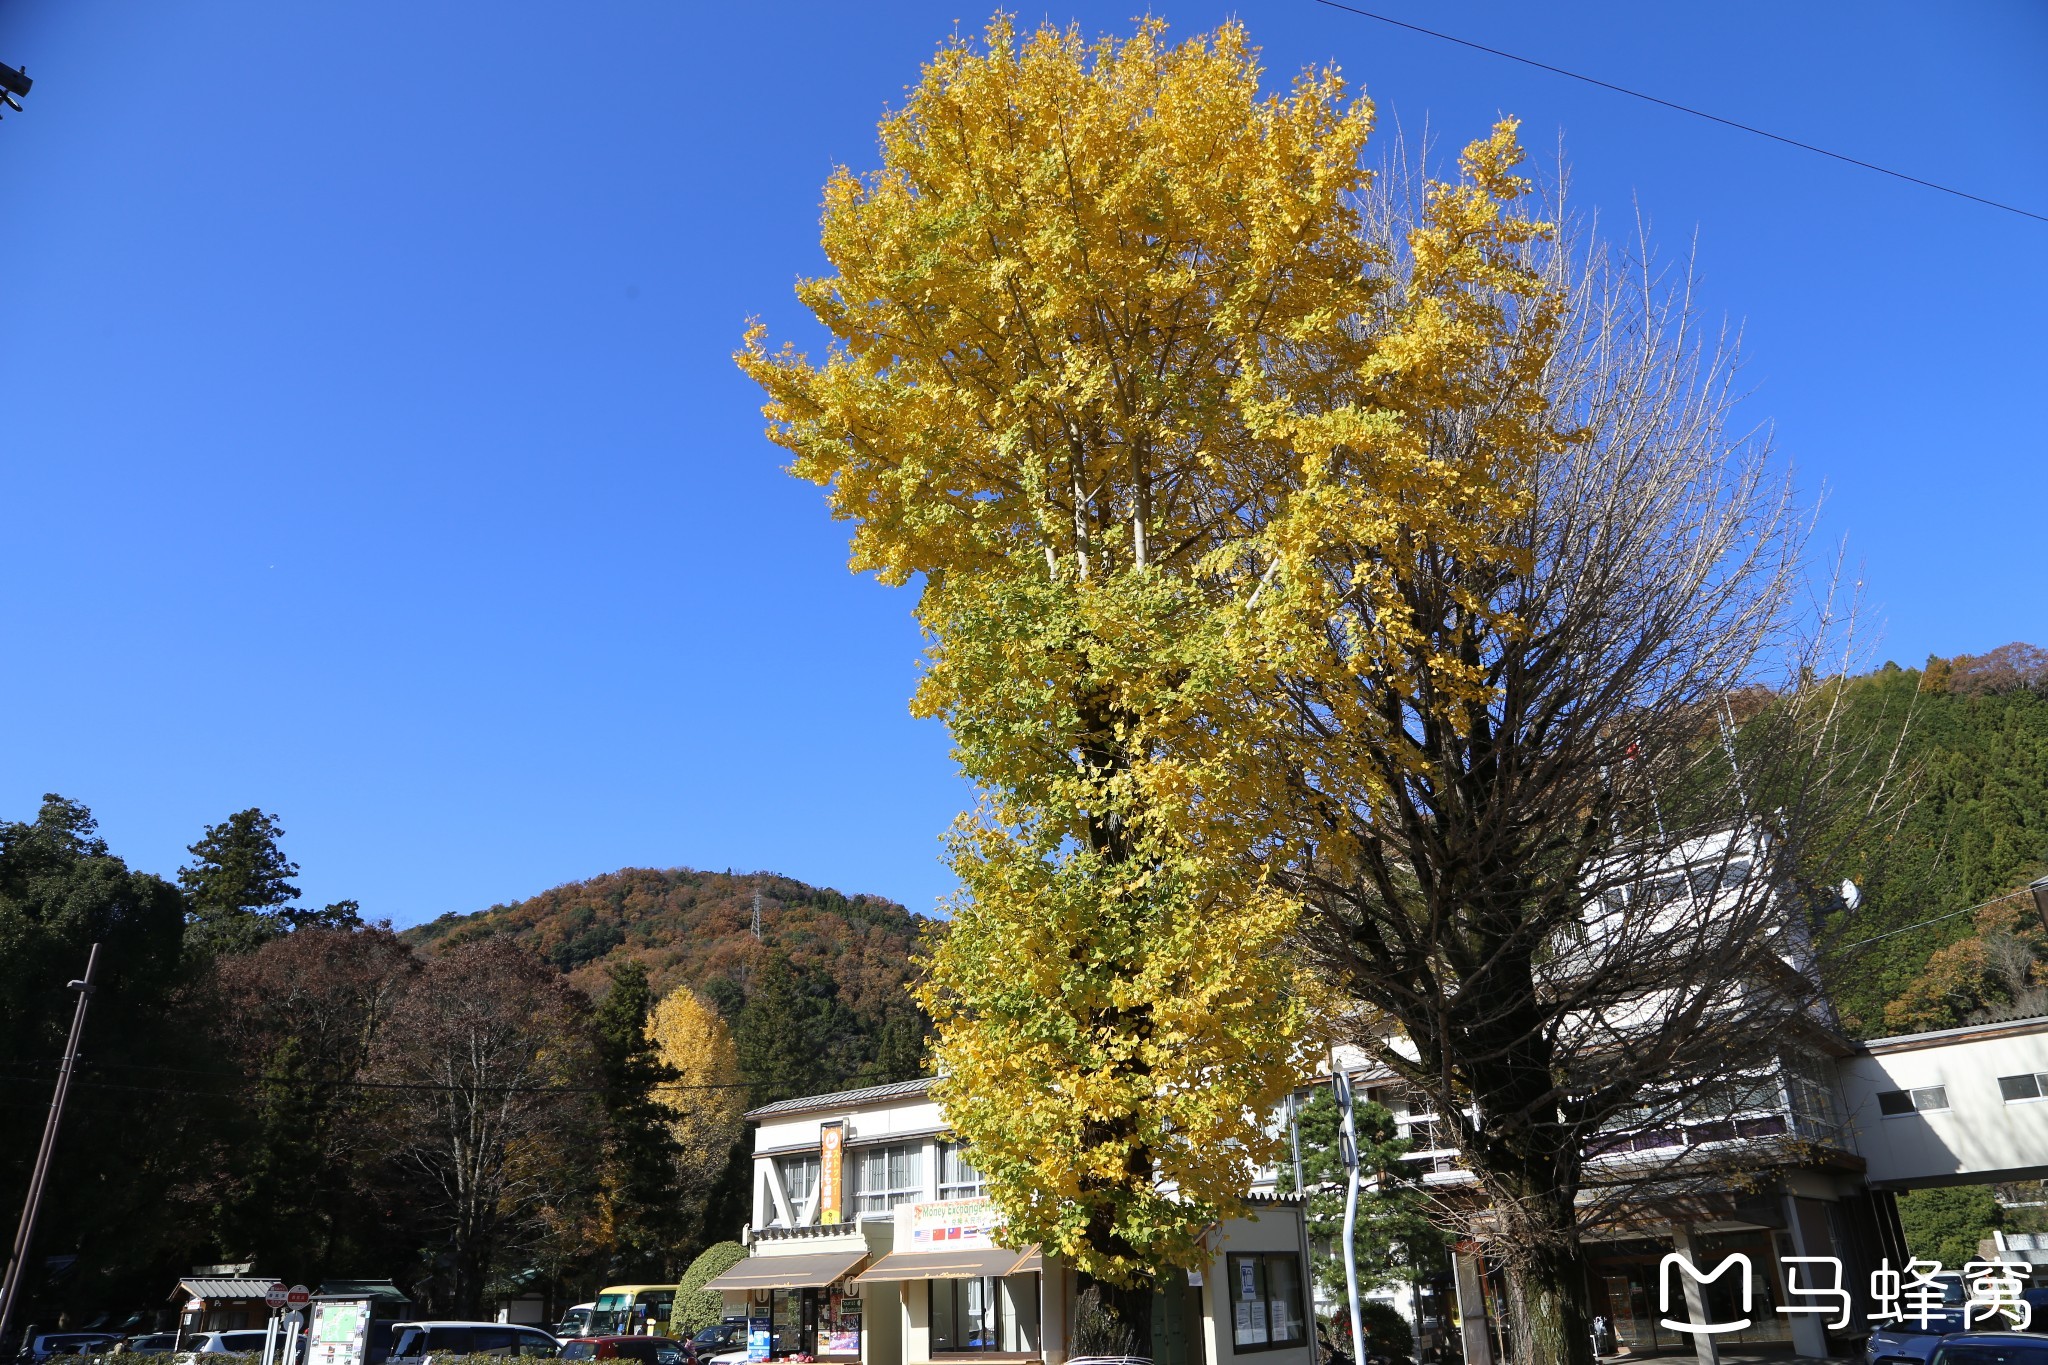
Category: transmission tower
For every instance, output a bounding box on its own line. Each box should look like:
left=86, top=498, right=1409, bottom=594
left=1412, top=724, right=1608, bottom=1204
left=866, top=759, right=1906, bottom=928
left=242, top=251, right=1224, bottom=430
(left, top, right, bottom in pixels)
left=751, top=887, right=763, bottom=940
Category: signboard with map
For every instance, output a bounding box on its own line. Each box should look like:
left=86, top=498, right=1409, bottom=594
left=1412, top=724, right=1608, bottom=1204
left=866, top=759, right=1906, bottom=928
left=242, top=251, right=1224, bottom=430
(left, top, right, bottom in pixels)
left=305, top=1298, right=372, bottom=1365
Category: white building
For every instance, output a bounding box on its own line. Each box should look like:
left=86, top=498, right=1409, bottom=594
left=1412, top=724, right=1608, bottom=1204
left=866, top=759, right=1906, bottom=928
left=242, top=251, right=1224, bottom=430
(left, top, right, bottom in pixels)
left=703, top=1078, right=1313, bottom=1365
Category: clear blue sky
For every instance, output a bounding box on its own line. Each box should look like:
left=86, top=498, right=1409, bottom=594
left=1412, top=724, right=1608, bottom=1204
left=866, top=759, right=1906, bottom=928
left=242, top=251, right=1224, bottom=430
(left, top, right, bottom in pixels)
left=1, top=1, right=2042, bottom=926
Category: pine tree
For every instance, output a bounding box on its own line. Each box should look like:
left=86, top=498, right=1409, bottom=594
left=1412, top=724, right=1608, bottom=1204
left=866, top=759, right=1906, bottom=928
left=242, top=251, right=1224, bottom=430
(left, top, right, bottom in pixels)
left=179, top=808, right=361, bottom=957
left=594, top=961, right=686, bottom=1277
left=732, top=953, right=834, bottom=1107
left=1278, top=1088, right=1446, bottom=1303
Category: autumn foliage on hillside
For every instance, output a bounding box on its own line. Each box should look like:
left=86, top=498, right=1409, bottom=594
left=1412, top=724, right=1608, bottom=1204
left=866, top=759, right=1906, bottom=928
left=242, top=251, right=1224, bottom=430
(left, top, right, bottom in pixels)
left=1883, top=896, right=2048, bottom=1033
left=403, top=866, right=928, bottom=1025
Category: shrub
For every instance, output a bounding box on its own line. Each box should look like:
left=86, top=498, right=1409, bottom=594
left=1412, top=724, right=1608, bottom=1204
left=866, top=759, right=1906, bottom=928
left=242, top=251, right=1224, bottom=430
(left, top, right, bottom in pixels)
left=1360, top=1301, right=1413, bottom=1359
left=672, top=1240, right=749, bottom=1334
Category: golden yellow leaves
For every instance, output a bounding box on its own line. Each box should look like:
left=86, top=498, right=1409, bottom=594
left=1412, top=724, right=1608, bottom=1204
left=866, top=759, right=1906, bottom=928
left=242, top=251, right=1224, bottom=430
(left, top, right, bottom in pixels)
left=917, top=823, right=1306, bottom=1279
left=739, top=10, right=1575, bottom=1284
left=647, top=988, right=746, bottom=1171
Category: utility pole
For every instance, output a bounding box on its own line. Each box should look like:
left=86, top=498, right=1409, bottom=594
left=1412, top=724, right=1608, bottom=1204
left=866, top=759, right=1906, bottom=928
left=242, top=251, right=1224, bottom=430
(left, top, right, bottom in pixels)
left=0, top=944, right=100, bottom=1354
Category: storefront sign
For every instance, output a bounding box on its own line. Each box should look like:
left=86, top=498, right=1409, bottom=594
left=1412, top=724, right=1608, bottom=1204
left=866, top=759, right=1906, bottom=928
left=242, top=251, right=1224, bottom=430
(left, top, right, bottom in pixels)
left=908, top=1197, right=1001, bottom=1245
left=746, top=1317, right=771, bottom=1362
left=818, top=1122, right=844, bottom=1226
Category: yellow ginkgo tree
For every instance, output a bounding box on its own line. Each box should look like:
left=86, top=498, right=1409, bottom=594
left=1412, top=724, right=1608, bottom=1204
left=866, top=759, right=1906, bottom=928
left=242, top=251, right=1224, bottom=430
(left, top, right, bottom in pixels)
left=739, top=12, right=1558, bottom=1337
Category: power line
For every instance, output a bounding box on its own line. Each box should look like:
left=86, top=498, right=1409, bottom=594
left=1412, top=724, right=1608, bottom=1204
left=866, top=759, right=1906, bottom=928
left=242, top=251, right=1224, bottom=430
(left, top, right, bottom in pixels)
left=1836, top=885, right=2032, bottom=952
left=1311, top=0, right=2048, bottom=226
left=0, top=1056, right=755, bottom=1096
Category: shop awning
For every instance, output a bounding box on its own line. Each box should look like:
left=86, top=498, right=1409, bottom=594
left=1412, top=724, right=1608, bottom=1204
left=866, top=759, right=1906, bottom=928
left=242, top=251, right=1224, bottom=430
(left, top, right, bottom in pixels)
left=1007, top=1247, right=1042, bottom=1274
left=702, top=1250, right=869, bottom=1291
left=853, top=1247, right=1036, bottom=1283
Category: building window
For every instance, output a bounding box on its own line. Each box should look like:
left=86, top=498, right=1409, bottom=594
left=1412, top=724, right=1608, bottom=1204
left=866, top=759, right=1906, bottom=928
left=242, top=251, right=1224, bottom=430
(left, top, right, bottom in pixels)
left=853, top=1141, right=922, bottom=1214
left=931, top=1275, right=1039, bottom=1353
left=938, top=1141, right=986, bottom=1200
left=1877, top=1086, right=1949, bottom=1116
left=1227, top=1253, right=1307, bottom=1352
left=1999, top=1073, right=2048, bottom=1103
left=777, top=1154, right=822, bottom=1224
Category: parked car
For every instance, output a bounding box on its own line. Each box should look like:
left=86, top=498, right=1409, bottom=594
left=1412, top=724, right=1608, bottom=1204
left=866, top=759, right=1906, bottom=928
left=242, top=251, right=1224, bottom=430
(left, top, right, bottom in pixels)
left=26, top=1333, right=125, bottom=1361
left=686, top=1325, right=745, bottom=1364
left=557, top=1338, right=685, bottom=1365
left=1868, top=1273, right=2025, bottom=1365
left=1869, top=1307, right=2017, bottom=1365
left=552, top=1309, right=594, bottom=1343
left=1929, top=1333, right=2048, bottom=1365
left=118, top=1336, right=178, bottom=1356
left=386, top=1323, right=559, bottom=1362
left=181, top=1330, right=275, bottom=1357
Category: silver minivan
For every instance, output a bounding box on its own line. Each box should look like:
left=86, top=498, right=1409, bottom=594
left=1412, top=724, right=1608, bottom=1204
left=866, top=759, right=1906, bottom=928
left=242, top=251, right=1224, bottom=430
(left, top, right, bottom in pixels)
left=386, top=1323, right=559, bottom=1362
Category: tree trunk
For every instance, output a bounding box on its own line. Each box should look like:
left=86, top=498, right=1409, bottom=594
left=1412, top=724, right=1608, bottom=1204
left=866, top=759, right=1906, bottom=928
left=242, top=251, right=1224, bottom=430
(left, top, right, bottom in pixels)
left=1077, top=1267, right=1155, bottom=1359
left=1496, top=1191, right=1593, bottom=1365
left=1099, top=1278, right=1154, bottom=1359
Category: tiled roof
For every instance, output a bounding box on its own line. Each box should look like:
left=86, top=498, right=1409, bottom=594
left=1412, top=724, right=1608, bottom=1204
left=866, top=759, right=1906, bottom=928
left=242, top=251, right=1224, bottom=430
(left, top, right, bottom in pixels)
left=174, top=1278, right=276, bottom=1300
left=745, top=1076, right=934, bottom=1120
left=320, top=1280, right=411, bottom=1304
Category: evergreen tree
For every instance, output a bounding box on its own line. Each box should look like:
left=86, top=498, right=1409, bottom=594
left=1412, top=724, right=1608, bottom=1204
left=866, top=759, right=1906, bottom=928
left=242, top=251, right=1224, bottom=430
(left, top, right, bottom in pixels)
left=0, top=795, right=196, bottom=1323
left=1279, top=1088, right=1446, bottom=1302
left=732, top=953, right=836, bottom=1107
left=593, top=961, right=686, bottom=1276
left=854, top=1008, right=928, bottom=1087
left=180, top=808, right=362, bottom=956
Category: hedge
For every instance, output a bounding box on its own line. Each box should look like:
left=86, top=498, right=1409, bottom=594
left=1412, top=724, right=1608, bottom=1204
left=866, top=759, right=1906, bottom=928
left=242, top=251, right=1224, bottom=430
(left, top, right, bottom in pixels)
left=672, top=1240, right=749, bottom=1334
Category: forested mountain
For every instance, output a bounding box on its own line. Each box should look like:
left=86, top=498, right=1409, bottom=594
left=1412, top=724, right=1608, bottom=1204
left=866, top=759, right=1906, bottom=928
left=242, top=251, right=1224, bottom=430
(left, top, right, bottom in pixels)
left=404, top=867, right=934, bottom=1101
left=1822, top=644, right=2048, bottom=1033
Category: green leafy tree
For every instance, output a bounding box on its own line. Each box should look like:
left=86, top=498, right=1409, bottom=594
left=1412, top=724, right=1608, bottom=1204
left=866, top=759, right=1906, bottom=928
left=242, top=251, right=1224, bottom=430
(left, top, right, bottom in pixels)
left=593, top=961, right=686, bottom=1276
left=1898, top=1185, right=2001, bottom=1269
left=180, top=808, right=362, bottom=957
left=0, top=796, right=195, bottom=1322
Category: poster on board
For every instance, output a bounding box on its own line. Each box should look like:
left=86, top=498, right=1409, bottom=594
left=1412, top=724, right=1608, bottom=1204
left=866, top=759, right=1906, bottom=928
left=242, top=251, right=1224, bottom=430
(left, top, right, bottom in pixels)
left=304, top=1298, right=372, bottom=1365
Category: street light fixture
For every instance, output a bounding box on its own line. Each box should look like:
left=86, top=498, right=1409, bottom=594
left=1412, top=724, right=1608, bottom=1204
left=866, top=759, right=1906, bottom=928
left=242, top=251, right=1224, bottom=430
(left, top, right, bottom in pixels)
left=0, top=61, right=32, bottom=119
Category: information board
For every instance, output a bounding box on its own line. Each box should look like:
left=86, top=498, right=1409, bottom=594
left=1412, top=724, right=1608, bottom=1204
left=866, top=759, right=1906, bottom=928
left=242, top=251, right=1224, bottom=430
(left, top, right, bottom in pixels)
left=305, top=1297, right=373, bottom=1365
